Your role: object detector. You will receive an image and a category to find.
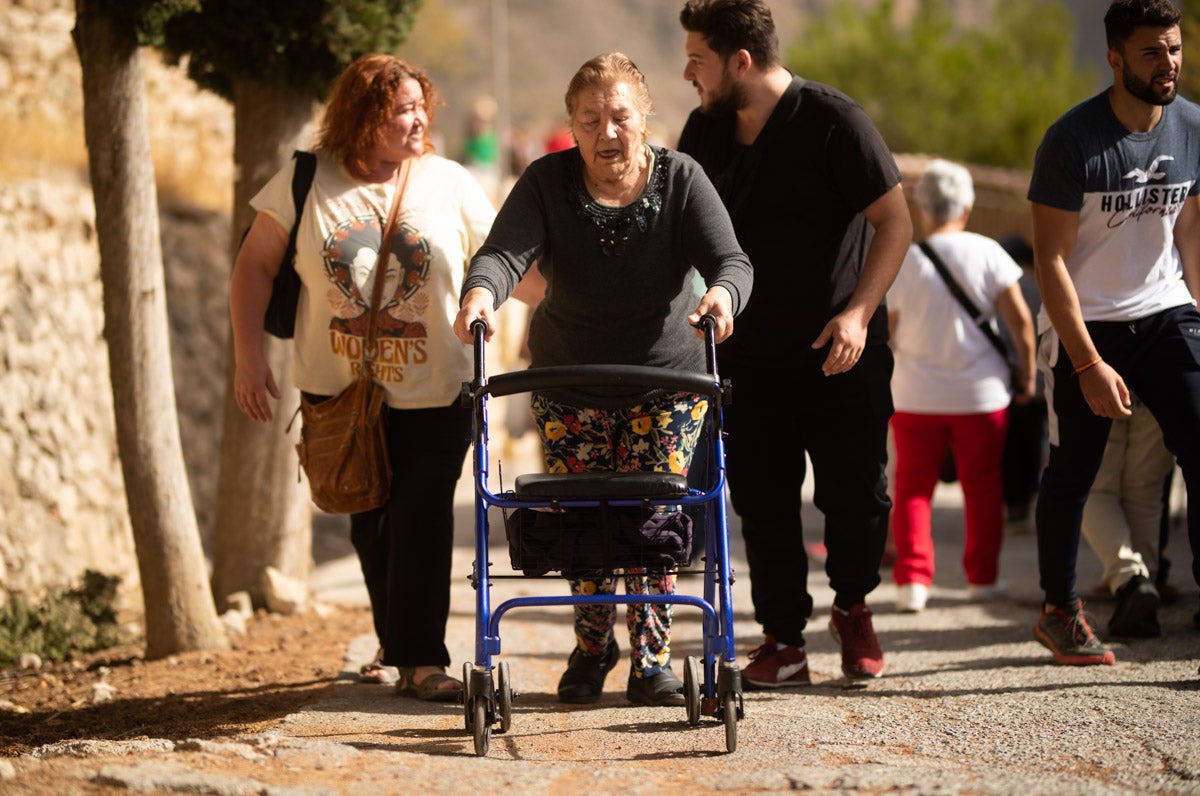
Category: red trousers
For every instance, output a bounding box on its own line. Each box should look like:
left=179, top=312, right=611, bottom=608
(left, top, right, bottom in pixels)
left=890, top=409, right=1008, bottom=588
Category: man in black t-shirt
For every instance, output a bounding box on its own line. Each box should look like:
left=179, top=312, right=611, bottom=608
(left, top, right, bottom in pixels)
left=678, top=0, right=912, bottom=685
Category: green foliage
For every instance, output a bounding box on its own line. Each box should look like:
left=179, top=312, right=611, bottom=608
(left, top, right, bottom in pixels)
left=0, top=572, right=130, bottom=668
left=132, top=0, right=202, bottom=45
left=159, top=0, right=421, bottom=101
left=1179, top=0, right=1200, bottom=102
left=76, top=0, right=199, bottom=47
left=785, top=0, right=1097, bottom=168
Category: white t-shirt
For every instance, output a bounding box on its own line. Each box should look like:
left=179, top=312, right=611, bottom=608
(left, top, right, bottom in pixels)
left=887, top=231, right=1022, bottom=414
left=252, top=151, right=495, bottom=408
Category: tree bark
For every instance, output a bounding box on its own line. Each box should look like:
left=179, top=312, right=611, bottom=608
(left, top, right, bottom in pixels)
left=210, top=80, right=318, bottom=608
left=73, top=1, right=228, bottom=658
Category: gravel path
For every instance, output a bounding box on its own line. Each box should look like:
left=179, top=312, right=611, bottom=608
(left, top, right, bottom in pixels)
left=11, top=438, right=1200, bottom=795
left=292, top=441, right=1200, bottom=795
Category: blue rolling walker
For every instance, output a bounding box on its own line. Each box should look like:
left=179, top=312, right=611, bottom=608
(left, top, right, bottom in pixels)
left=459, top=316, right=743, bottom=756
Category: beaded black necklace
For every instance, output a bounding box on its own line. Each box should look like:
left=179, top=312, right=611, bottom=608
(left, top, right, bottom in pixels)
left=570, top=146, right=666, bottom=256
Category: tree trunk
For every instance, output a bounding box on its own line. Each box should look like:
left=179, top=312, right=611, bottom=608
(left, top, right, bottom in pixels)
left=73, top=1, right=228, bottom=658
left=210, top=81, right=318, bottom=608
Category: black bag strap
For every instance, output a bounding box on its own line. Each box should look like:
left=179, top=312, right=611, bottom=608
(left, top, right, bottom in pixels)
left=283, top=150, right=317, bottom=270
left=261, top=151, right=317, bottom=339
left=918, top=240, right=1009, bottom=360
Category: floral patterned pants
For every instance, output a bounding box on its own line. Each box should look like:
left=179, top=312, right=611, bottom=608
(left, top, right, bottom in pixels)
left=531, top=390, right=707, bottom=676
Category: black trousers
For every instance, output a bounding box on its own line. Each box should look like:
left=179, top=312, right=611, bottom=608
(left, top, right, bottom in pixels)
left=1002, top=396, right=1047, bottom=511
left=719, top=344, right=894, bottom=647
left=1036, top=304, right=1200, bottom=605
left=349, top=398, right=471, bottom=668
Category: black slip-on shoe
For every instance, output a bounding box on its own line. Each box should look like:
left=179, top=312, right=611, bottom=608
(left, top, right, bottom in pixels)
left=1108, top=574, right=1161, bottom=639
left=626, top=666, right=685, bottom=707
left=557, top=639, right=619, bottom=704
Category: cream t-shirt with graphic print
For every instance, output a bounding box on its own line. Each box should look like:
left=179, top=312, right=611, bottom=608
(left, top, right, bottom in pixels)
left=252, top=150, right=495, bottom=409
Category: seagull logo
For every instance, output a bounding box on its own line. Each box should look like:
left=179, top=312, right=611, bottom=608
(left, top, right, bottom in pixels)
left=1124, top=155, right=1174, bottom=183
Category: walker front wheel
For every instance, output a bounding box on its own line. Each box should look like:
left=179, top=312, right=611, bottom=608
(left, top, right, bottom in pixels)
left=683, top=656, right=701, bottom=726
left=721, top=691, right=738, bottom=753
left=462, top=662, right=474, bottom=731
left=472, top=694, right=491, bottom=756
left=496, top=660, right=513, bottom=733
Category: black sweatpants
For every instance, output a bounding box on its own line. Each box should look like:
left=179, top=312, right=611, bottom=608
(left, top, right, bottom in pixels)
left=1036, top=303, right=1200, bottom=606
left=719, top=344, right=894, bottom=647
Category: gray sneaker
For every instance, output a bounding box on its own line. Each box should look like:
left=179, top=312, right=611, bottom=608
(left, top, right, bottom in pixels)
left=1035, top=600, right=1115, bottom=665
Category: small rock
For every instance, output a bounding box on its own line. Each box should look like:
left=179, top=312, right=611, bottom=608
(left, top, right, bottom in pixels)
left=263, top=567, right=309, bottom=616
left=91, top=682, right=117, bottom=704
left=220, top=608, right=248, bottom=637
left=0, top=699, right=30, bottom=714
left=176, top=738, right=264, bottom=760
left=224, top=590, right=253, bottom=618
left=18, top=653, right=42, bottom=671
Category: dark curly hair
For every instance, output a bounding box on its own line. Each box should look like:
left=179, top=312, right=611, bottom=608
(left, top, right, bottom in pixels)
left=1104, top=0, right=1182, bottom=51
left=679, top=0, right=779, bottom=68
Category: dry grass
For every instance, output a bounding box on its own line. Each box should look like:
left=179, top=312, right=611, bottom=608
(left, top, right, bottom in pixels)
left=0, top=111, right=88, bottom=182
left=0, top=108, right=231, bottom=212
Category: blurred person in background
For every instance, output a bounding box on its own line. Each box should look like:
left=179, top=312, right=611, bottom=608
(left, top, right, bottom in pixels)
left=886, top=159, right=1035, bottom=613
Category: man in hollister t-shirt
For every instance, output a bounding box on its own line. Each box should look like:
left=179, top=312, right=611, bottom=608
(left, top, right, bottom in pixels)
left=1027, top=0, right=1200, bottom=666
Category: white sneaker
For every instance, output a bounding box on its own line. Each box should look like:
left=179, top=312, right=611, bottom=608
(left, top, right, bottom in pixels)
left=966, top=581, right=1008, bottom=602
left=896, top=582, right=929, bottom=613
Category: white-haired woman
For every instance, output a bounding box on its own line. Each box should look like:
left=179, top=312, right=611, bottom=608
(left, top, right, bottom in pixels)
left=886, top=159, right=1036, bottom=612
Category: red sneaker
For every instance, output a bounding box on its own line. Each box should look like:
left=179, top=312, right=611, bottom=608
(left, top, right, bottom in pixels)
left=1034, top=600, right=1116, bottom=665
left=742, top=635, right=810, bottom=688
left=829, top=604, right=884, bottom=679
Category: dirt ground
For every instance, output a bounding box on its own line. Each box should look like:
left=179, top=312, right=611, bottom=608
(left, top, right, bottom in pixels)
left=2, top=531, right=1199, bottom=795
left=0, top=604, right=371, bottom=757
left=2, top=451, right=1197, bottom=795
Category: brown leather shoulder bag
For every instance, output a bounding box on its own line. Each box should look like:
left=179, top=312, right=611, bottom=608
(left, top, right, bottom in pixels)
left=296, top=162, right=409, bottom=514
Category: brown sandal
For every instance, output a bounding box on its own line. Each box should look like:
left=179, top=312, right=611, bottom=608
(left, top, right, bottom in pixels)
left=395, top=667, right=463, bottom=702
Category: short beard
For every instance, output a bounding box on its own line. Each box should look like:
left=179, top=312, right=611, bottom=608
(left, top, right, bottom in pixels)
left=1123, top=61, right=1177, bottom=106
left=701, top=68, right=748, bottom=115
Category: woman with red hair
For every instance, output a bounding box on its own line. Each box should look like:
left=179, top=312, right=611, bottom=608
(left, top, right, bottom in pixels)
left=231, top=55, right=497, bottom=701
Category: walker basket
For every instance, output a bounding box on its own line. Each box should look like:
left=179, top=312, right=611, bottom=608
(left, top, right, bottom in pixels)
left=504, top=505, right=693, bottom=577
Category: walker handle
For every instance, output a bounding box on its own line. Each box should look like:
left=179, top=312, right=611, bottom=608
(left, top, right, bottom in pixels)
left=693, top=314, right=718, bottom=376
left=460, top=319, right=489, bottom=407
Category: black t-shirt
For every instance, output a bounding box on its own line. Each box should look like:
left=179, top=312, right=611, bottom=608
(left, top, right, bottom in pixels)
left=678, top=76, right=901, bottom=361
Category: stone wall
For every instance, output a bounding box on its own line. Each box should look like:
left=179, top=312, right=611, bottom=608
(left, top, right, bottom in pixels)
left=0, top=181, right=138, bottom=601
left=1, top=0, right=234, bottom=606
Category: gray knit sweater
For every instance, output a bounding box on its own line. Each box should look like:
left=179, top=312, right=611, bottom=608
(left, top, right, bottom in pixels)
left=462, top=145, right=753, bottom=377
